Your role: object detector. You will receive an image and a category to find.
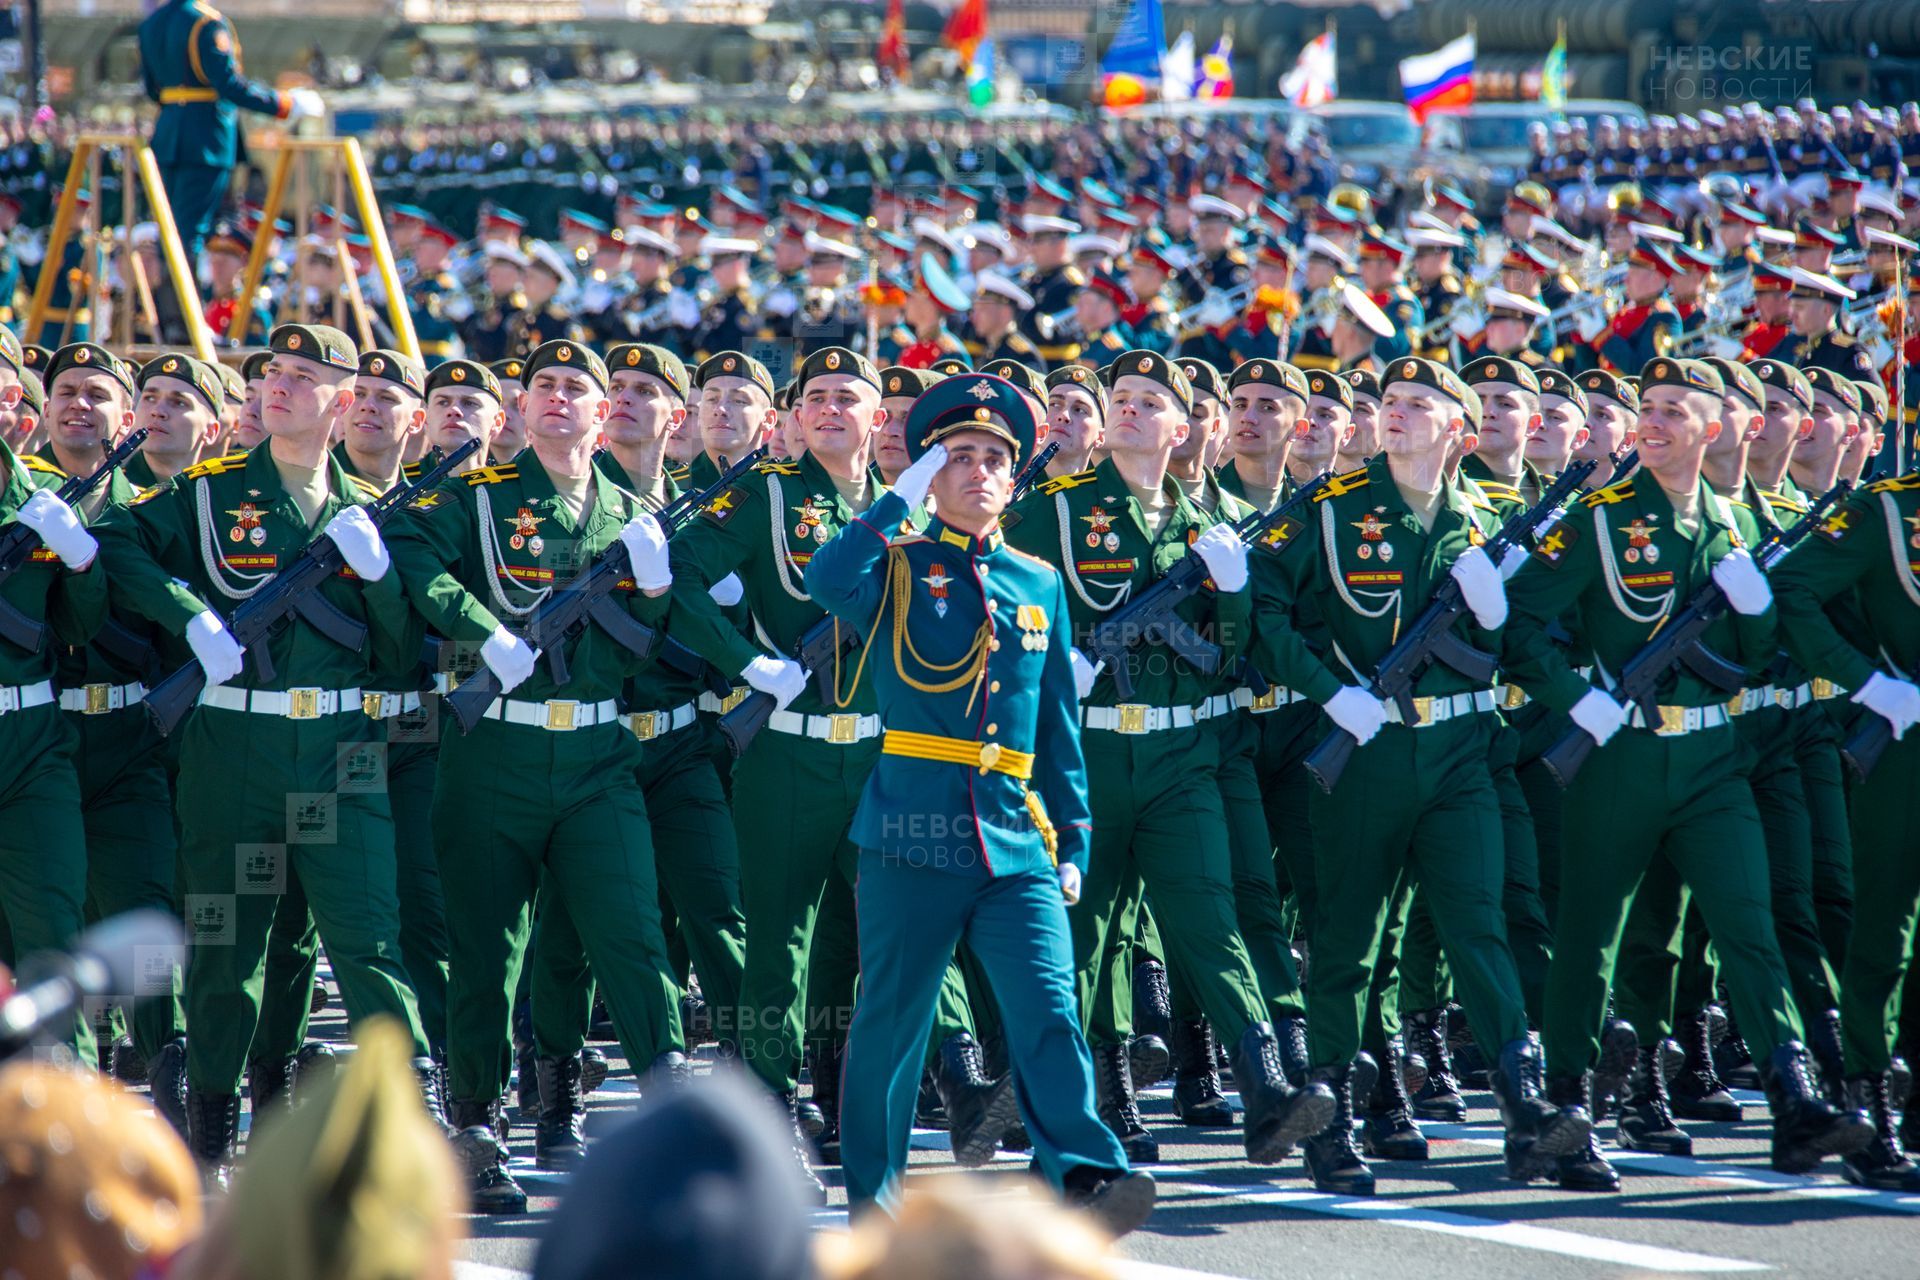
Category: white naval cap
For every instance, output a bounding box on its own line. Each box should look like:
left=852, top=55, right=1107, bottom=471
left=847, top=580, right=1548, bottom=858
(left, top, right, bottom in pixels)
left=975, top=271, right=1036, bottom=310
left=1303, top=234, right=1356, bottom=270
left=1188, top=193, right=1246, bottom=221
left=1482, top=287, right=1551, bottom=320
left=1337, top=281, right=1393, bottom=336
left=1020, top=214, right=1082, bottom=237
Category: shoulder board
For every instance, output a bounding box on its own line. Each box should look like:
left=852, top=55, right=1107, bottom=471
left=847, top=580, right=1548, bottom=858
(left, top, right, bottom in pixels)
left=1010, top=334, right=1037, bottom=351
left=755, top=460, right=801, bottom=476
left=1831, top=332, right=1857, bottom=347
left=129, top=483, right=168, bottom=506
left=1316, top=467, right=1371, bottom=500
left=889, top=533, right=929, bottom=547
left=667, top=463, right=693, bottom=484
left=1583, top=481, right=1635, bottom=507
left=1036, top=469, right=1096, bottom=496
left=1004, top=544, right=1055, bottom=570
left=1476, top=481, right=1521, bottom=503
left=1867, top=473, right=1920, bottom=493
left=1225, top=248, right=1249, bottom=264
left=401, top=460, right=424, bottom=480
left=1063, top=266, right=1086, bottom=286
left=344, top=474, right=382, bottom=497
left=464, top=464, right=518, bottom=486
left=181, top=452, right=250, bottom=480
left=20, top=454, right=65, bottom=477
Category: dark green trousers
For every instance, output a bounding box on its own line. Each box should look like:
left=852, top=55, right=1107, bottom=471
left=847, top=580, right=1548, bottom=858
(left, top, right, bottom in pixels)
left=1251, top=701, right=1324, bottom=939
left=1795, top=705, right=1856, bottom=970
left=386, top=726, right=449, bottom=1058
left=638, top=725, right=748, bottom=1026
left=0, top=706, right=93, bottom=1063
left=1840, top=733, right=1920, bottom=1075
left=1544, top=723, right=1802, bottom=1077
left=1208, top=712, right=1306, bottom=1023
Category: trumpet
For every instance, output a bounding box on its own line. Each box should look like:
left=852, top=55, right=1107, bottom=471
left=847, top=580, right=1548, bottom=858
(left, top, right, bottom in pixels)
left=1297, top=284, right=1342, bottom=334
left=1176, top=282, right=1254, bottom=329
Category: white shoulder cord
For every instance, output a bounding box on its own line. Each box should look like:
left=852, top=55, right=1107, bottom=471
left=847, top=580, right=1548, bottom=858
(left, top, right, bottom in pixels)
left=1320, top=498, right=1398, bottom=621
left=1057, top=490, right=1132, bottom=613
left=1594, top=502, right=1673, bottom=624
left=766, top=472, right=813, bottom=603
left=475, top=484, right=552, bottom=618
left=195, top=476, right=275, bottom=601
left=1884, top=492, right=1920, bottom=610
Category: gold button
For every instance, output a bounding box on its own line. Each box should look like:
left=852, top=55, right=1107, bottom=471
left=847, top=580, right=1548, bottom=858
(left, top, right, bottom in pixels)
left=989, top=639, right=1001, bottom=652
left=990, top=681, right=1001, bottom=693
left=986, top=723, right=998, bottom=735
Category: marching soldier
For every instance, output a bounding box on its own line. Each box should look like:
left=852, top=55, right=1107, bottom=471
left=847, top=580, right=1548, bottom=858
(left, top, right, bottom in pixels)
left=1408, top=229, right=1468, bottom=364
left=693, top=236, right=765, bottom=362
left=966, top=273, right=1046, bottom=371
left=1019, top=216, right=1086, bottom=367
left=1739, top=265, right=1796, bottom=360
left=506, top=244, right=588, bottom=359
left=1587, top=242, right=1682, bottom=374
left=897, top=258, right=973, bottom=370
left=406, top=224, right=467, bottom=366
left=1121, top=247, right=1182, bottom=357
left=1074, top=271, right=1136, bottom=367
left=460, top=243, right=530, bottom=364
left=1782, top=272, right=1879, bottom=380
left=1356, top=235, right=1423, bottom=366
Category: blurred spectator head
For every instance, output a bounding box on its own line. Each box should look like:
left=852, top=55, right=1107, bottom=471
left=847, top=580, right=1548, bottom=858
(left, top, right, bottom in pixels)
left=818, top=1180, right=1118, bottom=1280
left=0, top=1060, right=204, bottom=1280
left=533, top=1069, right=815, bottom=1280
left=175, top=1017, right=464, bottom=1280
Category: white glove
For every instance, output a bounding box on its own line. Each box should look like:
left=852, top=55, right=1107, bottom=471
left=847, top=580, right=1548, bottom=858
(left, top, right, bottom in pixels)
left=1573, top=300, right=1609, bottom=342
left=1498, top=542, right=1531, bottom=580
left=619, top=513, right=671, bottom=591
left=667, top=288, right=701, bottom=330
left=1195, top=289, right=1237, bottom=329
left=1191, top=522, right=1249, bottom=593
left=1070, top=647, right=1102, bottom=701
left=1711, top=548, right=1772, bottom=616
left=763, top=285, right=800, bottom=319
left=284, top=88, right=326, bottom=123
left=480, top=624, right=537, bottom=695
left=1325, top=685, right=1390, bottom=746
left=1852, top=671, right=1920, bottom=741
left=580, top=280, right=614, bottom=314
left=1449, top=544, right=1508, bottom=630
left=708, top=572, right=744, bottom=607
left=1450, top=307, right=1487, bottom=341
left=741, top=654, right=806, bottom=711
left=1057, top=863, right=1082, bottom=906
left=15, top=489, right=96, bottom=570
left=185, top=610, right=245, bottom=688
left=889, top=443, right=947, bottom=510
left=322, top=505, right=389, bottom=583
left=1570, top=687, right=1629, bottom=747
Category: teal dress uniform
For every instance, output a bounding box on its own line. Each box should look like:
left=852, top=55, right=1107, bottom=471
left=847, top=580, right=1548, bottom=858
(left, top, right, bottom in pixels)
left=805, top=385, right=1125, bottom=1214
left=137, top=0, right=289, bottom=258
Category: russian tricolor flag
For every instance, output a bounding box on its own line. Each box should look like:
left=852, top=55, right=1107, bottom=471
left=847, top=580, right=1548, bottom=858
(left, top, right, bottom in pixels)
left=1399, top=33, right=1475, bottom=124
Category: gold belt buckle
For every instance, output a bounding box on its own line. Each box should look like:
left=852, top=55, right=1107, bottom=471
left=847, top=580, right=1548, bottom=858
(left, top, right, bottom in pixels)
left=1410, top=695, right=1435, bottom=724
left=1116, top=703, right=1148, bottom=734
left=827, top=713, right=861, bottom=744
left=362, top=692, right=386, bottom=719
left=719, top=687, right=749, bottom=713
left=545, top=700, right=579, bottom=731
left=1502, top=685, right=1528, bottom=710
left=1658, top=704, right=1686, bottom=735
left=631, top=710, right=659, bottom=741
left=1726, top=693, right=1746, bottom=718
left=1812, top=678, right=1835, bottom=701
left=287, top=688, right=322, bottom=720
left=83, top=683, right=112, bottom=715
left=1250, top=688, right=1278, bottom=712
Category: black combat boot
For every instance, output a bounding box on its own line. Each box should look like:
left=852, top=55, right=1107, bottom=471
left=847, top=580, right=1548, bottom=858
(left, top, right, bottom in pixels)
left=511, top=1000, right=538, bottom=1123
left=1763, top=1041, right=1874, bottom=1173
left=1133, top=959, right=1173, bottom=1048
left=648, top=1049, right=693, bottom=1088
left=1669, top=1008, right=1742, bottom=1122
left=916, top=1070, right=948, bottom=1130
left=808, top=1039, right=844, bottom=1165
left=1406, top=1007, right=1466, bottom=1122
left=681, top=989, right=713, bottom=1047
left=935, top=1032, right=1020, bottom=1166
left=1715, top=1013, right=1759, bottom=1090
left=1301, top=1063, right=1374, bottom=1195
left=1170, top=1019, right=1234, bottom=1126
left=309, top=974, right=329, bottom=1015
left=1808, top=1008, right=1849, bottom=1108
left=776, top=1091, right=827, bottom=1202
left=1491, top=1037, right=1592, bottom=1182
left=246, top=1054, right=297, bottom=1125
left=1547, top=1074, right=1620, bottom=1192
left=1362, top=1036, right=1429, bottom=1161
left=579, top=1044, right=610, bottom=1095
left=1842, top=1072, right=1920, bottom=1190
left=413, top=1055, right=450, bottom=1133
left=1277, top=1016, right=1312, bottom=1089
left=1590, top=1019, right=1639, bottom=1122
left=186, top=1088, right=241, bottom=1191
left=1091, top=1040, right=1159, bottom=1164
left=1064, top=1166, right=1158, bottom=1237
left=146, top=1037, right=189, bottom=1140
left=1615, top=1045, right=1692, bottom=1155
left=533, top=1053, right=587, bottom=1170
left=1231, top=1022, right=1337, bottom=1163
left=1129, top=1032, right=1171, bottom=1090
left=448, top=1097, right=527, bottom=1214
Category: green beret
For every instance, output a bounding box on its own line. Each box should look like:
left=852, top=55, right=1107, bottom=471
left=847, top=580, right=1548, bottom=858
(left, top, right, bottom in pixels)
left=1174, top=357, right=1227, bottom=406
left=241, top=350, right=273, bottom=382
left=1094, top=362, right=1118, bottom=387
left=17, top=369, right=43, bottom=415
left=0, top=325, right=21, bottom=375
left=1700, top=357, right=1765, bottom=412
left=356, top=349, right=425, bottom=397
left=269, top=323, right=358, bottom=372
left=1227, top=357, right=1309, bottom=405
left=1748, top=358, right=1813, bottom=412
left=1802, top=366, right=1862, bottom=412
left=1852, top=378, right=1889, bottom=422
left=1305, top=368, right=1354, bottom=411
left=1461, top=355, right=1542, bottom=396
left=1383, top=356, right=1479, bottom=421
left=695, top=350, right=775, bottom=400
left=46, top=343, right=136, bottom=398
left=214, top=361, right=246, bottom=406
left=1638, top=357, right=1725, bottom=398
left=1046, top=364, right=1106, bottom=417
left=903, top=372, right=1038, bottom=463
left=608, top=343, right=690, bottom=400
left=774, top=380, right=796, bottom=412
left=425, top=359, right=503, bottom=402
left=137, top=353, right=223, bottom=412
left=1110, top=349, right=1194, bottom=414
left=20, top=343, right=49, bottom=374
left=929, top=356, right=974, bottom=377
left=1577, top=368, right=1639, bottom=413
left=488, top=357, right=527, bottom=385
left=978, top=358, right=1046, bottom=404
left=523, top=338, right=609, bottom=393
left=793, top=345, right=880, bottom=395
left=1535, top=367, right=1589, bottom=414
left=1343, top=367, right=1382, bottom=403
left=878, top=366, right=944, bottom=400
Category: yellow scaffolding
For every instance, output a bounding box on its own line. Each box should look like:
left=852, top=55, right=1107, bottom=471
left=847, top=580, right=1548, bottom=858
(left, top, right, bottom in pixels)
left=22, top=133, right=217, bottom=361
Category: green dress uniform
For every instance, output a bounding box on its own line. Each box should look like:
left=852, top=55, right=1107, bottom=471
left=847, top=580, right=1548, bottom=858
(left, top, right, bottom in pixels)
left=0, top=442, right=109, bottom=1063
left=807, top=463, right=1128, bottom=1213
left=381, top=450, right=687, bottom=1108
left=91, top=446, right=430, bottom=1116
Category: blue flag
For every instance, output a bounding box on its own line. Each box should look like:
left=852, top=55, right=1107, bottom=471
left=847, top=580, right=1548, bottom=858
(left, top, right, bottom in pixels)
left=1100, top=0, right=1167, bottom=80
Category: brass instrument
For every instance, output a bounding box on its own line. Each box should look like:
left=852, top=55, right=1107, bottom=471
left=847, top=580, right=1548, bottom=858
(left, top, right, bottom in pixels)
left=1174, top=281, right=1254, bottom=329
